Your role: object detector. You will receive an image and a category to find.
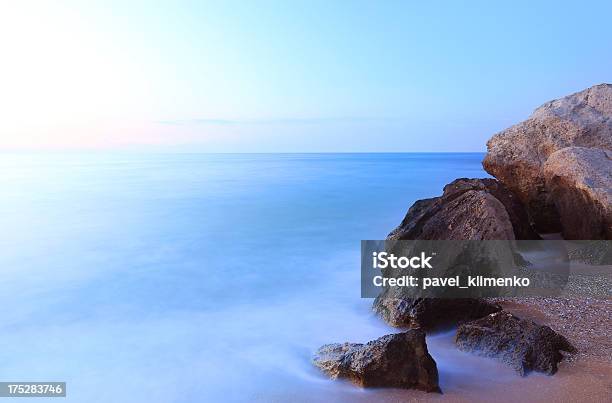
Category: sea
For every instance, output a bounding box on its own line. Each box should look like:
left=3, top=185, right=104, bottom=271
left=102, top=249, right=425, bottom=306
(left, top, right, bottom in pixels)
left=0, top=153, right=527, bottom=402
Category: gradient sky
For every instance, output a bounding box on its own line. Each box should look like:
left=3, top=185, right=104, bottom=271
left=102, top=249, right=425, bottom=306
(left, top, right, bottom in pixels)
left=1, top=0, right=611, bottom=152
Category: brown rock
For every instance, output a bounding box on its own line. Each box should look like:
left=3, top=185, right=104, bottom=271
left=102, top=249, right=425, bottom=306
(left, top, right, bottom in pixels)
left=313, top=330, right=440, bottom=392
left=377, top=178, right=533, bottom=330
left=543, top=147, right=612, bottom=239
left=483, top=83, right=612, bottom=232
left=455, top=311, right=575, bottom=376
left=373, top=297, right=501, bottom=330
left=388, top=178, right=540, bottom=241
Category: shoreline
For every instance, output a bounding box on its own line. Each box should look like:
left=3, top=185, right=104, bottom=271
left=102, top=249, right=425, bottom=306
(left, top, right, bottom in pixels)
left=313, top=84, right=611, bottom=399
left=309, top=297, right=611, bottom=403
left=278, top=295, right=611, bottom=403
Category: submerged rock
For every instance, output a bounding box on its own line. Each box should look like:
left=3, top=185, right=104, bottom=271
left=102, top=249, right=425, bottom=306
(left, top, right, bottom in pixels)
left=543, top=147, right=612, bottom=240
left=388, top=178, right=539, bottom=241
left=313, top=330, right=440, bottom=392
left=483, top=83, right=612, bottom=232
left=455, top=311, right=575, bottom=376
left=373, top=297, right=501, bottom=330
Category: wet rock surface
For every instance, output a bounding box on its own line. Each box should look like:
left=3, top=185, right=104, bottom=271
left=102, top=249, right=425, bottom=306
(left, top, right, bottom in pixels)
left=373, top=297, right=502, bottom=330
left=376, top=178, right=534, bottom=329
left=455, top=311, right=576, bottom=376
left=483, top=83, right=612, bottom=232
left=313, top=330, right=440, bottom=392
left=494, top=298, right=612, bottom=365
left=543, top=147, right=612, bottom=239
left=388, top=178, right=539, bottom=241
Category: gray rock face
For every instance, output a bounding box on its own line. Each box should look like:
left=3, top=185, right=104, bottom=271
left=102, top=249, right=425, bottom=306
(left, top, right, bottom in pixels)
left=483, top=83, right=612, bottom=232
left=388, top=178, right=539, bottom=241
left=313, top=330, right=440, bottom=392
left=373, top=297, right=501, bottom=330
left=543, top=147, right=612, bottom=239
left=377, top=178, right=532, bottom=330
left=455, top=311, right=575, bottom=376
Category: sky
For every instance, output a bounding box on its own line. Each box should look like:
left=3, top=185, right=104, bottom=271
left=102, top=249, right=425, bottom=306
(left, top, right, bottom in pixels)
left=0, top=0, right=611, bottom=152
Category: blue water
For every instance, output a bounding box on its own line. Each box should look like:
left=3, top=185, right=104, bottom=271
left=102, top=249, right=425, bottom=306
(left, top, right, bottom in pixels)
left=0, top=153, right=520, bottom=402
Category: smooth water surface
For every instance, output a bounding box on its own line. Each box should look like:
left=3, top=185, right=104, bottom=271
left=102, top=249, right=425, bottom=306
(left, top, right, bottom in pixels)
left=0, top=153, right=523, bottom=402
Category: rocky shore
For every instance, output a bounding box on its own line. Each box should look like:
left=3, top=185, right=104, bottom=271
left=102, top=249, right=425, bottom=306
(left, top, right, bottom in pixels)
left=483, top=83, right=612, bottom=235
left=313, top=84, right=611, bottom=394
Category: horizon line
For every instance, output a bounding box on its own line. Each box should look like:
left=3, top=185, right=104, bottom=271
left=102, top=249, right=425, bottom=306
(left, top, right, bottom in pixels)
left=0, top=150, right=487, bottom=154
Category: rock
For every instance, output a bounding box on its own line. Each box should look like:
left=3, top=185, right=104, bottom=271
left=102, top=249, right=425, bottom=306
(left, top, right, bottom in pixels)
left=313, top=330, right=440, bottom=392
left=543, top=147, right=612, bottom=239
left=483, top=83, right=612, bottom=232
left=387, top=198, right=437, bottom=240
left=388, top=178, right=540, bottom=241
left=373, top=297, right=502, bottom=330
left=377, top=178, right=532, bottom=330
left=455, top=311, right=575, bottom=376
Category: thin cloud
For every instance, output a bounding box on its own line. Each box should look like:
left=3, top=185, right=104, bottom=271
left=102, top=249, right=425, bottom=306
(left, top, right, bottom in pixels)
left=156, top=117, right=403, bottom=126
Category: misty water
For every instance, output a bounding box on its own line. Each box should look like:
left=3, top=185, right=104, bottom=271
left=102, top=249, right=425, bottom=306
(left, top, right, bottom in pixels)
left=0, top=153, right=524, bottom=402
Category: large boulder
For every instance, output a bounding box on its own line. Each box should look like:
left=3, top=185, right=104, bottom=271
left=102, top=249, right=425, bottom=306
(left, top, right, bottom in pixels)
left=377, top=178, right=533, bottom=330
left=483, top=83, right=612, bottom=232
left=373, top=297, right=501, bottom=330
left=388, top=178, right=539, bottom=241
left=313, top=330, right=440, bottom=392
left=455, top=311, right=575, bottom=376
left=543, top=147, right=612, bottom=239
